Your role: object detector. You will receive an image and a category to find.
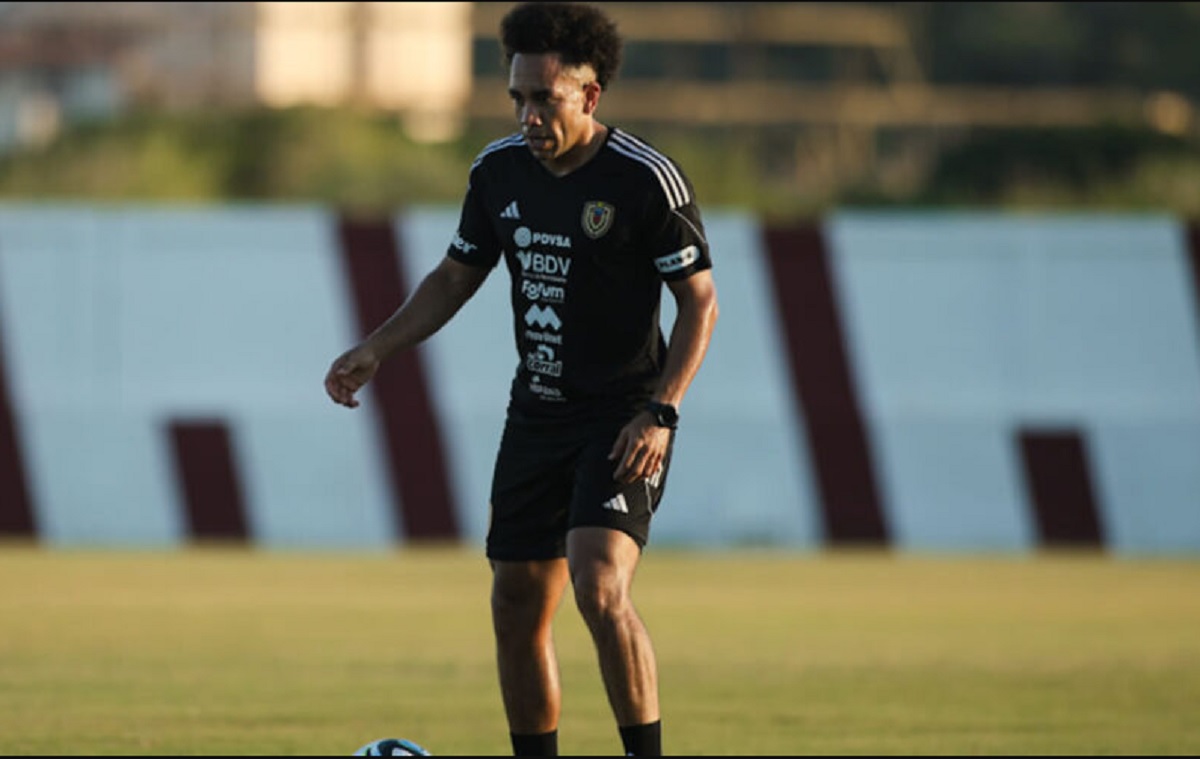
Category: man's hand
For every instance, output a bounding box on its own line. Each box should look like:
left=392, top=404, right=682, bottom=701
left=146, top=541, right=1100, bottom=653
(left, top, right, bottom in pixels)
left=608, top=412, right=672, bottom=483
left=324, top=345, right=380, bottom=409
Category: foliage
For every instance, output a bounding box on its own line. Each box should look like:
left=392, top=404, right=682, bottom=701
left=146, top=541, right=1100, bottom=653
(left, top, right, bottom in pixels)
left=922, top=1, right=1200, bottom=100
left=843, top=124, right=1200, bottom=215
left=2, top=107, right=1200, bottom=219
left=0, top=107, right=479, bottom=213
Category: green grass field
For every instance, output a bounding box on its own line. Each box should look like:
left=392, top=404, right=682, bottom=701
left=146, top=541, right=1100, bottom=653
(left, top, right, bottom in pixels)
left=1, top=545, right=1197, bottom=756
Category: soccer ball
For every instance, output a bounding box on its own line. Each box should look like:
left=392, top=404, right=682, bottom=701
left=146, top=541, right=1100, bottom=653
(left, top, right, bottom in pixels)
left=352, top=737, right=432, bottom=756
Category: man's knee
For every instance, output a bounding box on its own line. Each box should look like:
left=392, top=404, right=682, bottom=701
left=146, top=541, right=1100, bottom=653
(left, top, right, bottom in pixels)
left=491, top=560, right=568, bottom=637
left=567, top=527, right=641, bottom=625
left=570, top=561, right=628, bottom=625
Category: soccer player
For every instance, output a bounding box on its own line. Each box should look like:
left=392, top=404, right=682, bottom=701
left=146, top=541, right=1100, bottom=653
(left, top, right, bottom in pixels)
left=323, top=2, right=718, bottom=755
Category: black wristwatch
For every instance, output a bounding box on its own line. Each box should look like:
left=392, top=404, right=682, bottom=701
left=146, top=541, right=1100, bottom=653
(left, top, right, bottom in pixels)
left=644, top=401, right=679, bottom=430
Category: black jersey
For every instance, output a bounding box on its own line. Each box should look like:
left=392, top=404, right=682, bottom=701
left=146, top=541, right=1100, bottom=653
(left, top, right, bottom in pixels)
left=447, top=127, right=712, bottom=420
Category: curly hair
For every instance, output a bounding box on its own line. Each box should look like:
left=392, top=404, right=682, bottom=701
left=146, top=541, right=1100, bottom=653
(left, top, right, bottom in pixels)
left=500, top=2, right=623, bottom=90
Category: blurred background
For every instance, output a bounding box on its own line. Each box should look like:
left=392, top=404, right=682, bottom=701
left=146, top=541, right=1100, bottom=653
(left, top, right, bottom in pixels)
left=1, top=2, right=1200, bottom=555
left=3, top=8, right=1199, bottom=754
left=1, top=0, right=1198, bottom=218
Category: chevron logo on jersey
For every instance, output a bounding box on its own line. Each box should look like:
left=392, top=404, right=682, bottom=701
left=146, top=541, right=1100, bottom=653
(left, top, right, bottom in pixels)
left=500, top=201, right=521, bottom=220
left=582, top=201, right=615, bottom=239
left=524, top=304, right=562, bottom=330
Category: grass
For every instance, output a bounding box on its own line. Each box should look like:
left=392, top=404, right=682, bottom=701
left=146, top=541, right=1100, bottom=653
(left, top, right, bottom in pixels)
left=0, top=545, right=1197, bottom=755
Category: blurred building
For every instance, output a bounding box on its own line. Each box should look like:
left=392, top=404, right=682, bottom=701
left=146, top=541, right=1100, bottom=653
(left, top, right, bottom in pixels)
left=0, top=1, right=473, bottom=149
left=0, top=1, right=1191, bottom=163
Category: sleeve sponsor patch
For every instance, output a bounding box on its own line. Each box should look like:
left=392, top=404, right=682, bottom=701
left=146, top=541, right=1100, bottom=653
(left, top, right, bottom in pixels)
left=451, top=230, right=478, bottom=254
left=654, top=245, right=699, bottom=274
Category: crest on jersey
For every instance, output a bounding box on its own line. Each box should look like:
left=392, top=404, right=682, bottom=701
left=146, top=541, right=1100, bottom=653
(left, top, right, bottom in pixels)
left=581, top=201, right=615, bottom=239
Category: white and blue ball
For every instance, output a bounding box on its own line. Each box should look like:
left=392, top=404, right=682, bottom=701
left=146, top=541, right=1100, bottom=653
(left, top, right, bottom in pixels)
left=352, top=737, right=432, bottom=756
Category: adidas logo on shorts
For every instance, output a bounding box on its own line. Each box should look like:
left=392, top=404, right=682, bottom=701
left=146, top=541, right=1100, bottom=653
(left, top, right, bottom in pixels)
left=601, top=494, right=629, bottom=514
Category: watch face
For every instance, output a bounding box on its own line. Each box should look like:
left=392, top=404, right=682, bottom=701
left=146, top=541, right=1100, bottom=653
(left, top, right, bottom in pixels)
left=651, top=403, right=678, bottom=427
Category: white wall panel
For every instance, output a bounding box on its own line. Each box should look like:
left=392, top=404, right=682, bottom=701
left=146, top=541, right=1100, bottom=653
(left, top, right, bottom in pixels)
left=2, top=204, right=1199, bottom=553
left=0, top=205, right=396, bottom=548
left=654, top=212, right=821, bottom=547
left=829, top=212, right=1200, bottom=553
left=0, top=206, right=181, bottom=544
left=396, top=206, right=513, bottom=546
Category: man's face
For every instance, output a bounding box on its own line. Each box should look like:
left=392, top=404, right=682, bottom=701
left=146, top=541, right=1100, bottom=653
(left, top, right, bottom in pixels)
left=508, top=52, right=597, bottom=165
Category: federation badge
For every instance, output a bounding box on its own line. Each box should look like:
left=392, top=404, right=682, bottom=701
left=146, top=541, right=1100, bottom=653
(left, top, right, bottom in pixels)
left=581, top=201, right=615, bottom=239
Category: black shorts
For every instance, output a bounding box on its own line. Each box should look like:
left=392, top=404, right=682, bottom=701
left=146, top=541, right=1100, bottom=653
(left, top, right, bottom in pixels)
left=486, top=413, right=675, bottom=561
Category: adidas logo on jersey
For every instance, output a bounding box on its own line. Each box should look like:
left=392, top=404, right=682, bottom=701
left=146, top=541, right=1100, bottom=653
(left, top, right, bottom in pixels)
left=500, top=201, right=521, bottom=220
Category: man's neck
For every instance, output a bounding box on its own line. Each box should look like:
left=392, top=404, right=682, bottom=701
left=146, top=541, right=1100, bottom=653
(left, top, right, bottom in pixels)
left=543, top=123, right=609, bottom=177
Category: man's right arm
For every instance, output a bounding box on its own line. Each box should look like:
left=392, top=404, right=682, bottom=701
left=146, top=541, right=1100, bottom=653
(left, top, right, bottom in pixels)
left=324, top=255, right=490, bottom=408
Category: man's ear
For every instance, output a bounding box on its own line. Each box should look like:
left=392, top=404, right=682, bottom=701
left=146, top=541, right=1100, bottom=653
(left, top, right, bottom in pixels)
left=581, top=80, right=603, bottom=115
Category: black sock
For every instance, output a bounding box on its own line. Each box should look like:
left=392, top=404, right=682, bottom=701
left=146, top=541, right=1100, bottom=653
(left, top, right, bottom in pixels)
left=510, top=729, right=558, bottom=757
left=619, top=720, right=662, bottom=756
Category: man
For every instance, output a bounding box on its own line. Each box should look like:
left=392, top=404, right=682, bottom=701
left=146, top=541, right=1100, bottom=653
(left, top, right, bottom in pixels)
left=324, top=3, right=718, bottom=755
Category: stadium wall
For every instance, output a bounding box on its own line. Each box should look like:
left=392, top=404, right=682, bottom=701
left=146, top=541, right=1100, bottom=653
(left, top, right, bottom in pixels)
left=1, top=204, right=1198, bottom=555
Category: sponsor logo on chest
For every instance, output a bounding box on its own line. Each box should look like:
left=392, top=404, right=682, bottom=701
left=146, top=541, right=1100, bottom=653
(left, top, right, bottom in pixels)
left=516, top=250, right=571, bottom=277
left=522, top=279, right=566, bottom=303
left=514, top=226, right=572, bottom=250
left=514, top=225, right=573, bottom=283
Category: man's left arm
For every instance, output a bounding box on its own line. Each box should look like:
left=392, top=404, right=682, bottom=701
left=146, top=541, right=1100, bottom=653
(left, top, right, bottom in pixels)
left=610, top=270, right=719, bottom=482
left=653, top=269, right=719, bottom=408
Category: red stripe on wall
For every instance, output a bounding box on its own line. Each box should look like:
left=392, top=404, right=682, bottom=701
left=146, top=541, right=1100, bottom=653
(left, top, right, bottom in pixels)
left=1187, top=224, right=1200, bottom=340
left=1018, top=429, right=1104, bottom=548
left=762, top=224, right=889, bottom=545
left=0, top=325, right=36, bottom=537
left=336, top=216, right=460, bottom=541
left=169, top=420, right=249, bottom=541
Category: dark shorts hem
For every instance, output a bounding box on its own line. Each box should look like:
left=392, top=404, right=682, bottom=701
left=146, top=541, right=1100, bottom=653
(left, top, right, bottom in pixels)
left=486, top=523, right=647, bottom=562
left=485, top=544, right=566, bottom=562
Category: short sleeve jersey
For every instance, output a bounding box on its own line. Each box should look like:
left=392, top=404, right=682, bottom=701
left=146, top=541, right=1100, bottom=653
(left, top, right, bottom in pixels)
left=447, top=127, right=712, bottom=421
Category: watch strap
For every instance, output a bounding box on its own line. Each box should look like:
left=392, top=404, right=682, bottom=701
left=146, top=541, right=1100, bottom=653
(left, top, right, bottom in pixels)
left=644, top=401, right=679, bottom=429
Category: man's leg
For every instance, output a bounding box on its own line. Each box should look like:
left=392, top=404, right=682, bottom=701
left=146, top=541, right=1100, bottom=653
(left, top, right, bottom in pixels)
left=567, top=526, right=661, bottom=752
left=491, top=558, right=571, bottom=749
